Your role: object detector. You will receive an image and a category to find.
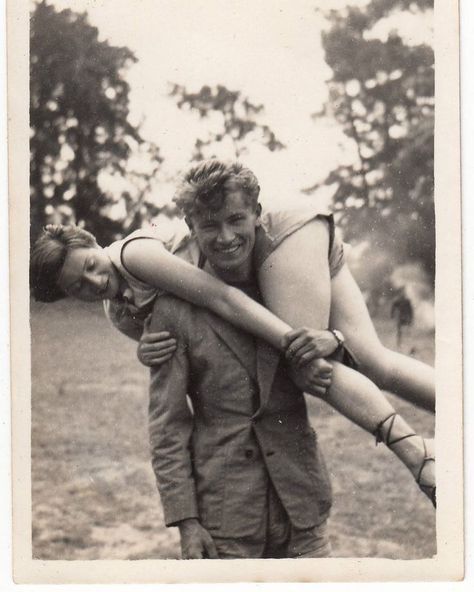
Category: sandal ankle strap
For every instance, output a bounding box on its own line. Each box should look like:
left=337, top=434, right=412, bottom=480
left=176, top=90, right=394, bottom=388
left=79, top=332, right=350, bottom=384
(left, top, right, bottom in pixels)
left=373, top=412, right=416, bottom=447
left=416, top=440, right=436, bottom=508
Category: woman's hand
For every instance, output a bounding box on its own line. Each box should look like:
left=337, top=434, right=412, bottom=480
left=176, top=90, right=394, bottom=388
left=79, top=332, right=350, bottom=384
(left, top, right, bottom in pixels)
left=288, top=357, right=333, bottom=397
left=137, top=315, right=177, bottom=367
left=283, top=327, right=339, bottom=366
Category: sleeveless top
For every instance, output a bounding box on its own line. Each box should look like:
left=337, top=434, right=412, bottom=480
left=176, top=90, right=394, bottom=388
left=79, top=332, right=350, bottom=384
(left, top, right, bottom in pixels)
left=103, top=221, right=200, bottom=334
left=253, top=208, right=344, bottom=276
left=103, top=208, right=345, bottom=336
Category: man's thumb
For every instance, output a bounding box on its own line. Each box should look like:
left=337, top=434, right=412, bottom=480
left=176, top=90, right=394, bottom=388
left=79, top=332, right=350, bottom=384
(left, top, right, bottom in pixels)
left=204, top=536, right=218, bottom=559
left=143, top=314, right=152, bottom=333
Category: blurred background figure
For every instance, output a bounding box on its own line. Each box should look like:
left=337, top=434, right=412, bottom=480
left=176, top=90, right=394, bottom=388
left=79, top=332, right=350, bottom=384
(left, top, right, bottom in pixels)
left=391, top=287, right=414, bottom=348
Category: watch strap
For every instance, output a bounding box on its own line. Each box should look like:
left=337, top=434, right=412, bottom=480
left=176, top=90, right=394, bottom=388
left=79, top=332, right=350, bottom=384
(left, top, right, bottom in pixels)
left=328, top=329, right=345, bottom=353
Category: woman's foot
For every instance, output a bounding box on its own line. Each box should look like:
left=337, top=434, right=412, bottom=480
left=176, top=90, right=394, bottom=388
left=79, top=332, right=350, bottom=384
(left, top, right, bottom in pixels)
left=415, top=438, right=436, bottom=507
left=373, top=413, right=436, bottom=508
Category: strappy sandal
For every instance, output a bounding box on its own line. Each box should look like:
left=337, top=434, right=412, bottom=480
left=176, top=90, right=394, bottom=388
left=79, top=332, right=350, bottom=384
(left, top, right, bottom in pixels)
left=415, top=438, right=436, bottom=508
left=373, top=413, right=436, bottom=508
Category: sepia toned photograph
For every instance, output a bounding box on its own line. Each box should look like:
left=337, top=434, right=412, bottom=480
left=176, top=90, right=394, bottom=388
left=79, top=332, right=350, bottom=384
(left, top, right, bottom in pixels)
left=8, top=0, right=463, bottom=584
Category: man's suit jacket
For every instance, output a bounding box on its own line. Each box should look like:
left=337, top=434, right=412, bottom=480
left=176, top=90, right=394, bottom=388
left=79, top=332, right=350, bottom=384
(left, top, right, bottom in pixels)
left=148, top=295, right=332, bottom=539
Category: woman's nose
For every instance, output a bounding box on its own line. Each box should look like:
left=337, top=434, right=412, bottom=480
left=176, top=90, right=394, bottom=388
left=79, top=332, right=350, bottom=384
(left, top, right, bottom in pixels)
left=85, top=272, right=102, bottom=288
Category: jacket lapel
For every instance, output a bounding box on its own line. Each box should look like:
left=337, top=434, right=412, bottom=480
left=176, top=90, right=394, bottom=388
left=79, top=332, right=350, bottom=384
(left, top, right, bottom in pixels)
left=253, top=341, right=280, bottom=419
left=201, top=309, right=281, bottom=419
left=201, top=312, right=258, bottom=381
left=198, top=258, right=279, bottom=412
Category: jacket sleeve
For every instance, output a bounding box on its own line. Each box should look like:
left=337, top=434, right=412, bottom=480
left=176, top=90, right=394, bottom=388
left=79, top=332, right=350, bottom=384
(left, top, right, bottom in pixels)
left=103, top=299, right=144, bottom=342
left=147, top=298, right=199, bottom=526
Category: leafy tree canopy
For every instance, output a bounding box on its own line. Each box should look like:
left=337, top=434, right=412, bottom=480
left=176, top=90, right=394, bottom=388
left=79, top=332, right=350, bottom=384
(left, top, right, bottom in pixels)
left=310, top=0, right=434, bottom=281
left=170, top=84, right=285, bottom=160
left=30, top=0, right=161, bottom=245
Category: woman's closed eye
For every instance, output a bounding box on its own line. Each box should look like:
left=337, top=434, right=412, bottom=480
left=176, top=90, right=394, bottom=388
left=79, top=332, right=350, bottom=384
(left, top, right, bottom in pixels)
left=199, top=223, right=217, bottom=231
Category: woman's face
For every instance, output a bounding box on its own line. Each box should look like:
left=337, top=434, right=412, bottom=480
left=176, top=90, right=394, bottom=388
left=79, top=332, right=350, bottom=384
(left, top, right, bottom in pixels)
left=57, top=247, right=120, bottom=302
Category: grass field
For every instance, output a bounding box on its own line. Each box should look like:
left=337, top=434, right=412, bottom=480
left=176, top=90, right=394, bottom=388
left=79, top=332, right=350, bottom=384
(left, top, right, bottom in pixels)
left=30, top=299, right=436, bottom=560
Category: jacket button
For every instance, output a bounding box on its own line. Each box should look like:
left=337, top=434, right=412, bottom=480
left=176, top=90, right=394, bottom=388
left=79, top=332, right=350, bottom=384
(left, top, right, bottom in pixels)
left=245, top=449, right=254, bottom=459
left=266, top=451, right=275, bottom=457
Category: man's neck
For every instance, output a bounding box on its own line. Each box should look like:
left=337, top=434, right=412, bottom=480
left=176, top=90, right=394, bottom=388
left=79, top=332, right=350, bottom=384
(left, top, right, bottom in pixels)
left=204, top=261, right=263, bottom=304
left=206, top=260, right=254, bottom=285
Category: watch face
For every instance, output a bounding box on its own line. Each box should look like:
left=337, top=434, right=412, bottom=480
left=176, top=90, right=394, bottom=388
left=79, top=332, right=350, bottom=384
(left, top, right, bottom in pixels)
left=333, top=330, right=344, bottom=346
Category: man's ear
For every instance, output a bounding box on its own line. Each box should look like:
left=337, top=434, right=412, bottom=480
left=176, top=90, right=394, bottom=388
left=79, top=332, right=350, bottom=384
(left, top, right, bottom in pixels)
left=255, top=203, right=262, bottom=226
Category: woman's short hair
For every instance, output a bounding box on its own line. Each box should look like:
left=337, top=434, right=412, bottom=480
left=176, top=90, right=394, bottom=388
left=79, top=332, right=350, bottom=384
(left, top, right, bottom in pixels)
left=173, top=160, right=260, bottom=219
left=30, top=224, right=98, bottom=302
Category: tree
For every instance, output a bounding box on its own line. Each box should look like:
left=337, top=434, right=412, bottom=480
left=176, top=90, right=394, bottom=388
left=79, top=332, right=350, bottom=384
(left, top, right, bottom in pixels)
left=170, top=84, right=285, bottom=160
left=309, top=0, right=434, bottom=280
left=30, top=1, right=161, bottom=245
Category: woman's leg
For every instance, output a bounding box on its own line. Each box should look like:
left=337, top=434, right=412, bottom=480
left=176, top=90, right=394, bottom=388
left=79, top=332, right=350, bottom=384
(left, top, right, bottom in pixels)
left=259, top=221, right=434, bottom=503
left=258, top=219, right=435, bottom=412
left=322, top=362, right=435, bottom=504
left=329, top=265, right=435, bottom=412
left=258, top=218, right=331, bottom=329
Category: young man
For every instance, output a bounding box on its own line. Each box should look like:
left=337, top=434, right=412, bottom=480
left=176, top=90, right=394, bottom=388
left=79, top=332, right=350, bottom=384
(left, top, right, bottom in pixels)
left=141, top=160, right=434, bottom=557
left=145, top=164, right=335, bottom=558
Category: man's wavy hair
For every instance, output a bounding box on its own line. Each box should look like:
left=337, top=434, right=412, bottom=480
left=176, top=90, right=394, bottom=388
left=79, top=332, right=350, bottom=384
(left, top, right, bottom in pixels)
left=173, top=160, right=260, bottom=219
left=30, top=224, right=98, bottom=302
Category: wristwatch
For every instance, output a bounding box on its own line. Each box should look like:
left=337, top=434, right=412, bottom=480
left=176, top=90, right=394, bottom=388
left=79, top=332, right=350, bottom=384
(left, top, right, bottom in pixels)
left=328, top=329, right=345, bottom=353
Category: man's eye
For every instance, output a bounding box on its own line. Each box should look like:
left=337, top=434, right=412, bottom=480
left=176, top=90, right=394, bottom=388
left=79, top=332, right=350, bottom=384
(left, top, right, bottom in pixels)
left=87, top=259, right=95, bottom=270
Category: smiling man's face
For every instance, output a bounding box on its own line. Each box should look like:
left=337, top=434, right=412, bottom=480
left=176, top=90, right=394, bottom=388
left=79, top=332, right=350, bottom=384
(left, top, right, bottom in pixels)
left=190, top=190, right=261, bottom=283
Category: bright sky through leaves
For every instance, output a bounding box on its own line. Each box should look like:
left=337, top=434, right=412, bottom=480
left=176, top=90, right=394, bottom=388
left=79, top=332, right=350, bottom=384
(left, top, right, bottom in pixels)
left=50, top=0, right=431, bottom=210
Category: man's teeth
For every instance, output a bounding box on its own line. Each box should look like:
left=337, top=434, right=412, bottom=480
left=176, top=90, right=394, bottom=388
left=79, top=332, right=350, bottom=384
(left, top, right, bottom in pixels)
left=217, top=244, right=240, bottom=253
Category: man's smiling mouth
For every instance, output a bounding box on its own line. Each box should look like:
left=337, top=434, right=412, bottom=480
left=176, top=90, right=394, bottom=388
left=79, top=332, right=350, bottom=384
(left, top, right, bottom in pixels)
left=215, top=243, right=242, bottom=254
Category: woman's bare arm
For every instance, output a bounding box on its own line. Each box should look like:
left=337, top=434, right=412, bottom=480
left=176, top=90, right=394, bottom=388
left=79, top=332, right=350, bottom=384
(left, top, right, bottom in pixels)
left=121, top=238, right=292, bottom=350
left=124, top=237, right=335, bottom=394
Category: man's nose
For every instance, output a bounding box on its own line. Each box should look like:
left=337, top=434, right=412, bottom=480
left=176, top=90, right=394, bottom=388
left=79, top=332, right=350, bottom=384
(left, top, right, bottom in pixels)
left=216, top=225, right=235, bottom=244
